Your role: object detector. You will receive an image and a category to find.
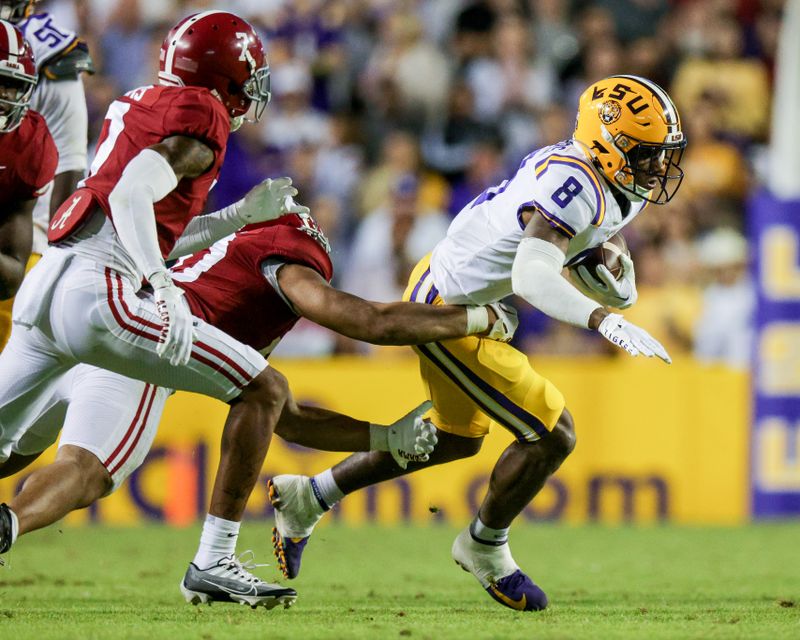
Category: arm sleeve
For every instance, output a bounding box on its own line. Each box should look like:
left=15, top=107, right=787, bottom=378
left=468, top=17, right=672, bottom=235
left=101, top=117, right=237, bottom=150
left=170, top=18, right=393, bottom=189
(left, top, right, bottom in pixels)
left=167, top=205, right=241, bottom=260
left=511, top=237, right=601, bottom=328
left=108, top=149, right=179, bottom=280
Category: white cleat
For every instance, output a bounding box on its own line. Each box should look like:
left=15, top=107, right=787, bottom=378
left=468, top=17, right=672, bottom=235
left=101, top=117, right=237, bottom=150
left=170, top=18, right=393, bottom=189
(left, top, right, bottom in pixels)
left=268, top=475, right=325, bottom=579
left=179, top=550, right=296, bottom=609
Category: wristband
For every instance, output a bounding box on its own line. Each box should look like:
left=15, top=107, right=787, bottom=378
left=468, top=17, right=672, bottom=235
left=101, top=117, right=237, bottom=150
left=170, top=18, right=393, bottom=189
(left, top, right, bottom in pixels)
left=465, top=306, right=490, bottom=334
left=369, top=424, right=389, bottom=451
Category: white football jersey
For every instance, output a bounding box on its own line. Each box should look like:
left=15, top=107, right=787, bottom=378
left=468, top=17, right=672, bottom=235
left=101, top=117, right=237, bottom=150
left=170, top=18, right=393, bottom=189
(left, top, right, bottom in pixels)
left=430, top=140, right=648, bottom=305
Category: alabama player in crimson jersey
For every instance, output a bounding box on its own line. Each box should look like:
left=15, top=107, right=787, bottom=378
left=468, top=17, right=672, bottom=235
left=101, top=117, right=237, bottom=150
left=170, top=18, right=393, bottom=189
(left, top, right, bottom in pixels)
left=0, top=212, right=515, bottom=608
left=0, top=10, right=312, bottom=606
left=1, top=0, right=94, bottom=241
left=0, top=1, right=94, bottom=348
left=0, top=20, right=57, bottom=345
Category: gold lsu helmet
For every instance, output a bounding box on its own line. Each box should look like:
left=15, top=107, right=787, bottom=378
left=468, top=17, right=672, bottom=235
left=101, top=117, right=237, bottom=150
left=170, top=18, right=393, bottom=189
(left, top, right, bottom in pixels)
left=573, top=75, right=686, bottom=204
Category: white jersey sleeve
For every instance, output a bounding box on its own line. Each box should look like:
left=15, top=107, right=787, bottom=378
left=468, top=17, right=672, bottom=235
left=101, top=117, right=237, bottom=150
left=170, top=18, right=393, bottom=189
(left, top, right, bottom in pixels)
left=527, top=151, right=608, bottom=240
left=30, top=78, right=89, bottom=255
left=31, top=78, right=88, bottom=174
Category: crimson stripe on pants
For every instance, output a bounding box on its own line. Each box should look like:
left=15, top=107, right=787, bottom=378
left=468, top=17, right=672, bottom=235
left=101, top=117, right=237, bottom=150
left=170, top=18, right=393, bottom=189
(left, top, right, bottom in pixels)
left=103, top=383, right=153, bottom=470
left=108, top=385, right=158, bottom=476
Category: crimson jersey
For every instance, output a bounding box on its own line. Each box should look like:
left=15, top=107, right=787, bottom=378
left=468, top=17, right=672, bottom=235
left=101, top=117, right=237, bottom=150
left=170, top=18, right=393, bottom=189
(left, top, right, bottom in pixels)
left=49, top=84, right=230, bottom=256
left=0, top=110, right=57, bottom=206
left=171, top=214, right=333, bottom=353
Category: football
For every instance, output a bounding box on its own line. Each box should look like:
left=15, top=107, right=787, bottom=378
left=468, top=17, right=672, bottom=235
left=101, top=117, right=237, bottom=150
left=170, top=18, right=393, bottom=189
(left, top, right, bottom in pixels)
left=569, top=233, right=630, bottom=286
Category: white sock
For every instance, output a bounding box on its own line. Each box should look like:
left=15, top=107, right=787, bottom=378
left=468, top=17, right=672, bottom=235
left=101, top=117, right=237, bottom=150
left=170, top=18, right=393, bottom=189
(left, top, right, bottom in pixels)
left=470, top=516, right=509, bottom=546
left=193, top=514, right=240, bottom=569
left=309, top=469, right=344, bottom=511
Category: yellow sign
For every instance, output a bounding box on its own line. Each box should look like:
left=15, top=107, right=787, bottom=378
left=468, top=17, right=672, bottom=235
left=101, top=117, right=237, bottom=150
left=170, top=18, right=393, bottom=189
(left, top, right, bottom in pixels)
left=0, top=356, right=750, bottom=525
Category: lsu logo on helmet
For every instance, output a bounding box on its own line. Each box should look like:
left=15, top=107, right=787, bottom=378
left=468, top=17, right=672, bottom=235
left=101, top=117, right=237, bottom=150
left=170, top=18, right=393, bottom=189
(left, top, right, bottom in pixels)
left=574, top=75, right=687, bottom=205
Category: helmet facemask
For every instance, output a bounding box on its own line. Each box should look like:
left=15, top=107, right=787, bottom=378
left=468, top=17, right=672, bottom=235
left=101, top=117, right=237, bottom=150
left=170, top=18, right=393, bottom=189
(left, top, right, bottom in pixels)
left=227, top=65, right=269, bottom=132
left=242, top=63, right=270, bottom=122
left=613, top=135, right=686, bottom=204
left=0, top=75, right=34, bottom=131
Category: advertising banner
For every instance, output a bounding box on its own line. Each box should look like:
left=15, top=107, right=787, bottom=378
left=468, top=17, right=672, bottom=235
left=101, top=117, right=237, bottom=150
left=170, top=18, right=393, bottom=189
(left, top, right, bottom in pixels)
left=750, top=191, right=800, bottom=516
left=0, top=357, right=749, bottom=526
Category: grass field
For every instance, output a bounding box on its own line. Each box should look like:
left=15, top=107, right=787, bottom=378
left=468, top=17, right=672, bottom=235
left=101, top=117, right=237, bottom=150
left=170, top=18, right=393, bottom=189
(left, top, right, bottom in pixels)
left=1, top=522, right=798, bottom=639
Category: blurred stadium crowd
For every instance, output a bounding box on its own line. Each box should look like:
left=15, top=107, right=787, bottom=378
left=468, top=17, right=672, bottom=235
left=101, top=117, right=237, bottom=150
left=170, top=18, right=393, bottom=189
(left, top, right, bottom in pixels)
left=39, top=0, right=781, bottom=366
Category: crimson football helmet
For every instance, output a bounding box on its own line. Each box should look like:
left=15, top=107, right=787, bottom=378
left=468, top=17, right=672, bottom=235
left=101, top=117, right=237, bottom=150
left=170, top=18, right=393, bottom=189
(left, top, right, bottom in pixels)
left=0, top=1, right=36, bottom=24
left=0, top=19, right=37, bottom=133
left=158, top=11, right=270, bottom=124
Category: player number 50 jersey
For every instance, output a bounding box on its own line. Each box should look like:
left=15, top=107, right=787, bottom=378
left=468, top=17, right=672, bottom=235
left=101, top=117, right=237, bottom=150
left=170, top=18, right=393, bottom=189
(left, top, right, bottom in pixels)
left=430, top=140, right=648, bottom=305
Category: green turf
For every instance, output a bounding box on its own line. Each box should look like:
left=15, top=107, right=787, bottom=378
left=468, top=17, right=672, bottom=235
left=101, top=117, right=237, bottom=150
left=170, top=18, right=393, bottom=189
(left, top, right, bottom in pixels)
left=0, top=522, right=798, bottom=639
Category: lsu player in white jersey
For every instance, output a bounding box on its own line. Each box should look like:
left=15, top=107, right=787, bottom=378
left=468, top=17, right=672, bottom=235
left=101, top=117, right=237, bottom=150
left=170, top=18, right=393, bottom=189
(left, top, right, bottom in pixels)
left=268, top=75, right=685, bottom=611
left=0, top=0, right=92, bottom=347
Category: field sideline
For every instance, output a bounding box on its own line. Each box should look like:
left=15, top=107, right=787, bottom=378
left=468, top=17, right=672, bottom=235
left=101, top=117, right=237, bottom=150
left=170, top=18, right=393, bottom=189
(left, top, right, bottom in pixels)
left=1, top=522, right=798, bottom=639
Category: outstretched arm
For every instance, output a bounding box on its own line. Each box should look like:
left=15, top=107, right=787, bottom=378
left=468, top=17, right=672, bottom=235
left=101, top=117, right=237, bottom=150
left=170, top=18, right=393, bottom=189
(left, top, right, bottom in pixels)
left=276, top=389, right=435, bottom=467
left=276, top=395, right=370, bottom=451
left=0, top=197, right=34, bottom=299
left=277, top=263, right=493, bottom=344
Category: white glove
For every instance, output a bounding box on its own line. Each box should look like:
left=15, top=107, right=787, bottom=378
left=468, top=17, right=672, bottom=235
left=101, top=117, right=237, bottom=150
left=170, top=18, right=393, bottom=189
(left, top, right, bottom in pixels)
left=150, top=271, right=196, bottom=366
left=233, top=177, right=310, bottom=225
left=597, top=313, right=671, bottom=364
left=577, top=253, right=638, bottom=309
left=486, top=302, right=519, bottom=342
left=370, top=401, right=437, bottom=469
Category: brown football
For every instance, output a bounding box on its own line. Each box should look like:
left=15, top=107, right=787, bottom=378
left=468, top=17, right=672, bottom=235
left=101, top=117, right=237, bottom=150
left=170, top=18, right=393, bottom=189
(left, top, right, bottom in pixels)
left=570, top=233, right=630, bottom=282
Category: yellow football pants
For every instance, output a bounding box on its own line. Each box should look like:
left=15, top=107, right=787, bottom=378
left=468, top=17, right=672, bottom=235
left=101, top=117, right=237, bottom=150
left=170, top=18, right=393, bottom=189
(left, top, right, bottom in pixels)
left=403, top=255, right=565, bottom=442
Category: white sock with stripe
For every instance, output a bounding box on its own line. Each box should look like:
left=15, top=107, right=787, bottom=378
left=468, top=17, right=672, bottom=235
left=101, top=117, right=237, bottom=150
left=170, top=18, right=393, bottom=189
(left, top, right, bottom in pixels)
left=193, top=514, right=240, bottom=569
left=309, top=469, right=344, bottom=511
left=470, top=516, right=509, bottom=546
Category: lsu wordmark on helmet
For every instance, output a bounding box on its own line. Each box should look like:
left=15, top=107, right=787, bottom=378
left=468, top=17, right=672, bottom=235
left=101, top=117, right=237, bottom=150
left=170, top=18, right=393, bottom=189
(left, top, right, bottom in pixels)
left=573, top=74, right=687, bottom=205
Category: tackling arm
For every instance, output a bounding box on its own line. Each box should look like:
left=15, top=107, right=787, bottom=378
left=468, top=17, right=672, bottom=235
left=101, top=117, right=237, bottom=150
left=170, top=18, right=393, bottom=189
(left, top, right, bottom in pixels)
left=276, top=392, right=370, bottom=451
left=276, top=390, right=435, bottom=468
left=277, top=263, right=495, bottom=344
left=0, top=198, right=35, bottom=299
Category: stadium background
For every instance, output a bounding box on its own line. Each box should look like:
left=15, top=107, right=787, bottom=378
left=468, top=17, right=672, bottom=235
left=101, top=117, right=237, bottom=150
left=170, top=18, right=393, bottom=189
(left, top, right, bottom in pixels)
left=1, top=0, right=796, bottom=530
